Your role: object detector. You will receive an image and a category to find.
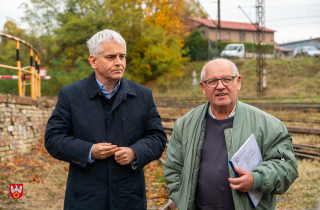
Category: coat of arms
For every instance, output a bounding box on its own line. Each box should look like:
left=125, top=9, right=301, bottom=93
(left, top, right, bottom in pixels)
left=10, top=184, right=23, bottom=199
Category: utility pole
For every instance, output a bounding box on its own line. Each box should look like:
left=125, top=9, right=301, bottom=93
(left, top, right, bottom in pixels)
left=218, top=0, right=221, bottom=29
left=238, top=1, right=266, bottom=96
left=256, top=0, right=266, bottom=96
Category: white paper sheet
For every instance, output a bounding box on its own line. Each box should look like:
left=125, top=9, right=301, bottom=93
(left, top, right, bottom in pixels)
left=229, top=133, right=263, bottom=208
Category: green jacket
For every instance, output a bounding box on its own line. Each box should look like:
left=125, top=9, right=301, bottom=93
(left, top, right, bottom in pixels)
left=164, top=99, right=298, bottom=210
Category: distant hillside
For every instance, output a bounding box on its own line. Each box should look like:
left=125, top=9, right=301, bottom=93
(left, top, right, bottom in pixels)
left=146, top=57, right=320, bottom=101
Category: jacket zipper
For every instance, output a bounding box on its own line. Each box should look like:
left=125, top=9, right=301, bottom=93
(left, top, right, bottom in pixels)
left=275, top=146, right=286, bottom=162
left=230, top=129, right=243, bottom=210
left=231, top=129, right=235, bottom=156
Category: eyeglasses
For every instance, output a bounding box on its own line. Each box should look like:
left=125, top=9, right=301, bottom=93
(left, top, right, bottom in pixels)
left=203, top=75, right=238, bottom=88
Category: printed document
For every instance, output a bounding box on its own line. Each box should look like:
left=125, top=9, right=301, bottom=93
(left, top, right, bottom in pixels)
left=229, top=133, right=263, bottom=208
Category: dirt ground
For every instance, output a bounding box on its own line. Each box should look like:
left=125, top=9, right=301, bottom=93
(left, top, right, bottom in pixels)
left=0, top=140, right=168, bottom=210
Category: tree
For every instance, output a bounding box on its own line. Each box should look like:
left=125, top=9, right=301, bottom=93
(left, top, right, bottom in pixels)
left=14, top=0, right=206, bottom=95
left=184, top=29, right=208, bottom=61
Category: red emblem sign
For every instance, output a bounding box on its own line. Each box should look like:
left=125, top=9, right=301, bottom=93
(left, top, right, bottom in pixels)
left=10, top=184, right=23, bottom=199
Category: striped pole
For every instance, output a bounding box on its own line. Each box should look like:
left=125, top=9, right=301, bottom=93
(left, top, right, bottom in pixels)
left=30, top=48, right=35, bottom=99
left=34, top=55, right=38, bottom=99
left=22, top=73, right=26, bottom=96
left=16, top=41, right=23, bottom=97
left=37, top=57, right=41, bottom=98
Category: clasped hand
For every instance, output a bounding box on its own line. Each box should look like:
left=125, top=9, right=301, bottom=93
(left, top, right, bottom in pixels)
left=91, top=143, right=136, bottom=165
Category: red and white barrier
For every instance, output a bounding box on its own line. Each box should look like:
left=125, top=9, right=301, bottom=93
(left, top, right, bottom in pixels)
left=0, top=75, right=51, bottom=79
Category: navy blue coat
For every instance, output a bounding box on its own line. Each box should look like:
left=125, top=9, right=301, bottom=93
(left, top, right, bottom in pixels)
left=45, top=72, right=167, bottom=210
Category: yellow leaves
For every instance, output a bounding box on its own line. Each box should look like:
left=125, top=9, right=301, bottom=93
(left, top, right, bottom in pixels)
left=156, top=197, right=165, bottom=205
left=143, top=0, right=187, bottom=44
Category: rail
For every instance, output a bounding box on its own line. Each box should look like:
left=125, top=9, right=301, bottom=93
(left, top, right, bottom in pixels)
left=161, top=117, right=320, bottom=125
left=156, top=100, right=320, bottom=112
left=162, top=126, right=320, bottom=160
left=159, top=122, right=320, bottom=209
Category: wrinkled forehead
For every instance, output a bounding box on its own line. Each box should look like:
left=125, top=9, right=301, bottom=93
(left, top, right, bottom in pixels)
left=205, top=60, right=234, bottom=78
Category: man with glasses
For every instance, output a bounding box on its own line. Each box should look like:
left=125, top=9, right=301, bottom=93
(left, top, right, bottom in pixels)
left=164, top=58, right=298, bottom=210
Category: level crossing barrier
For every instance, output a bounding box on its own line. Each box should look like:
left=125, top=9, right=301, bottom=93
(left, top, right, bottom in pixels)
left=0, top=32, right=49, bottom=99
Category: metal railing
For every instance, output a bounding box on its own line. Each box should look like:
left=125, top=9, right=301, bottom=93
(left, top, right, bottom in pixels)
left=0, top=32, right=42, bottom=99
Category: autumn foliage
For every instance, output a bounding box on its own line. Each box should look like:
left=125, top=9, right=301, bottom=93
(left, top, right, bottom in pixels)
left=0, top=0, right=206, bottom=95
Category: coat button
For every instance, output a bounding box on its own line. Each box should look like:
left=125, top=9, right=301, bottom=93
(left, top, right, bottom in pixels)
left=124, top=98, right=126, bottom=100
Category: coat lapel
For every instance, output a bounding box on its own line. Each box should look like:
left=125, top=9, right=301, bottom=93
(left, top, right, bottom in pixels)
left=86, top=71, right=101, bottom=99
left=111, top=77, right=136, bottom=113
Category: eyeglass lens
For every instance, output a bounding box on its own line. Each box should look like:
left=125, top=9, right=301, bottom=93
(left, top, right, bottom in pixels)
left=206, top=76, right=235, bottom=87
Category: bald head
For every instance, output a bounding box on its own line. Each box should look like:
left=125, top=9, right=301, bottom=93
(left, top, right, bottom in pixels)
left=200, top=58, right=239, bottom=81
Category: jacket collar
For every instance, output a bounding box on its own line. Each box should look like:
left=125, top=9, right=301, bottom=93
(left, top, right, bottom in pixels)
left=86, top=72, right=101, bottom=99
left=233, top=98, right=244, bottom=127
left=202, top=98, right=244, bottom=127
left=118, top=77, right=136, bottom=97
left=86, top=71, right=136, bottom=99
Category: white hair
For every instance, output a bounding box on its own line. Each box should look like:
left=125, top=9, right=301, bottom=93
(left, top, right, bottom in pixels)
left=200, top=58, right=239, bottom=81
left=86, top=29, right=126, bottom=58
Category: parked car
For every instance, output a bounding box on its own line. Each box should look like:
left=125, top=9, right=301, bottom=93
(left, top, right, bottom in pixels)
left=220, top=44, right=245, bottom=59
left=293, top=46, right=320, bottom=57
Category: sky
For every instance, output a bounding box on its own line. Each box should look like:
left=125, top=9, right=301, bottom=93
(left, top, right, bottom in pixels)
left=198, top=0, right=320, bottom=44
left=0, top=0, right=320, bottom=44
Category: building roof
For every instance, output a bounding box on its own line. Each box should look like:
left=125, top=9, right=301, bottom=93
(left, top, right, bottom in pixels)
left=275, top=46, right=293, bottom=52
left=187, top=17, right=276, bottom=32
left=278, top=37, right=320, bottom=46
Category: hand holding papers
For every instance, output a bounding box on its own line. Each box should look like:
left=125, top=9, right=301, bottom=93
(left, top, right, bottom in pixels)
left=228, top=134, right=263, bottom=208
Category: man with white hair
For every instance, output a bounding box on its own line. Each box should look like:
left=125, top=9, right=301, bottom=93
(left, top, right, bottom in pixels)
left=164, top=58, right=298, bottom=210
left=45, top=29, right=167, bottom=210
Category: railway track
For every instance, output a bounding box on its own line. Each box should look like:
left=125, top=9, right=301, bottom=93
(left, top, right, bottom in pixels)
left=156, top=102, right=320, bottom=112
left=162, top=117, right=320, bottom=124
left=162, top=126, right=320, bottom=161
left=159, top=115, right=320, bottom=209
left=159, top=126, right=320, bottom=210
left=161, top=117, right=320, bottom=134
left=154, top=96, right=320, bottom=103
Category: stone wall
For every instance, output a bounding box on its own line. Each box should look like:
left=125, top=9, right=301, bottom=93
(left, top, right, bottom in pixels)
left=0, top=95, right=54, bottom=161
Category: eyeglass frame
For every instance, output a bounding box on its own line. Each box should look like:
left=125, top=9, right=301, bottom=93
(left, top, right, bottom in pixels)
left=202, top=75, right=238, bottom=88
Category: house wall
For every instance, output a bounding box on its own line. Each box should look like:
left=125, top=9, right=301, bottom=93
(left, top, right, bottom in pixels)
left=198, top=25, right=275, bottom=45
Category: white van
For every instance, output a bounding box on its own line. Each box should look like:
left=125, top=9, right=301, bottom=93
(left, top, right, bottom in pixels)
left=220, top=44, right=245, bottom=58
left=293, top=46, right=320, bottom=58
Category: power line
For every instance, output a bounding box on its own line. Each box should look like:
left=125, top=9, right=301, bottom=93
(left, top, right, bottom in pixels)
left=241, top=5, right=320, bottom=8
left=206, top=0, right=318, bottom=2
left=268, top=21, right=320, bottom=27
left=268, top=15, right=320, bottom=21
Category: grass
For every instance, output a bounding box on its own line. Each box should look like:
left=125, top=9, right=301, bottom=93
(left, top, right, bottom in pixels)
left=147, top=57, right=320, bottom=102
left=276, top=159, right=320, bottom=210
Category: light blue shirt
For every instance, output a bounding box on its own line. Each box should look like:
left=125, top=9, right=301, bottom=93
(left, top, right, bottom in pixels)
left=95, top=77, right=121, bottom=99
left=87, top=78, right=137, bottom=166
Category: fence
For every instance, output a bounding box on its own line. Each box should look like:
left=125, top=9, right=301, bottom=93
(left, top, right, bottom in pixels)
left=0, top=32, right=42, bottom=99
